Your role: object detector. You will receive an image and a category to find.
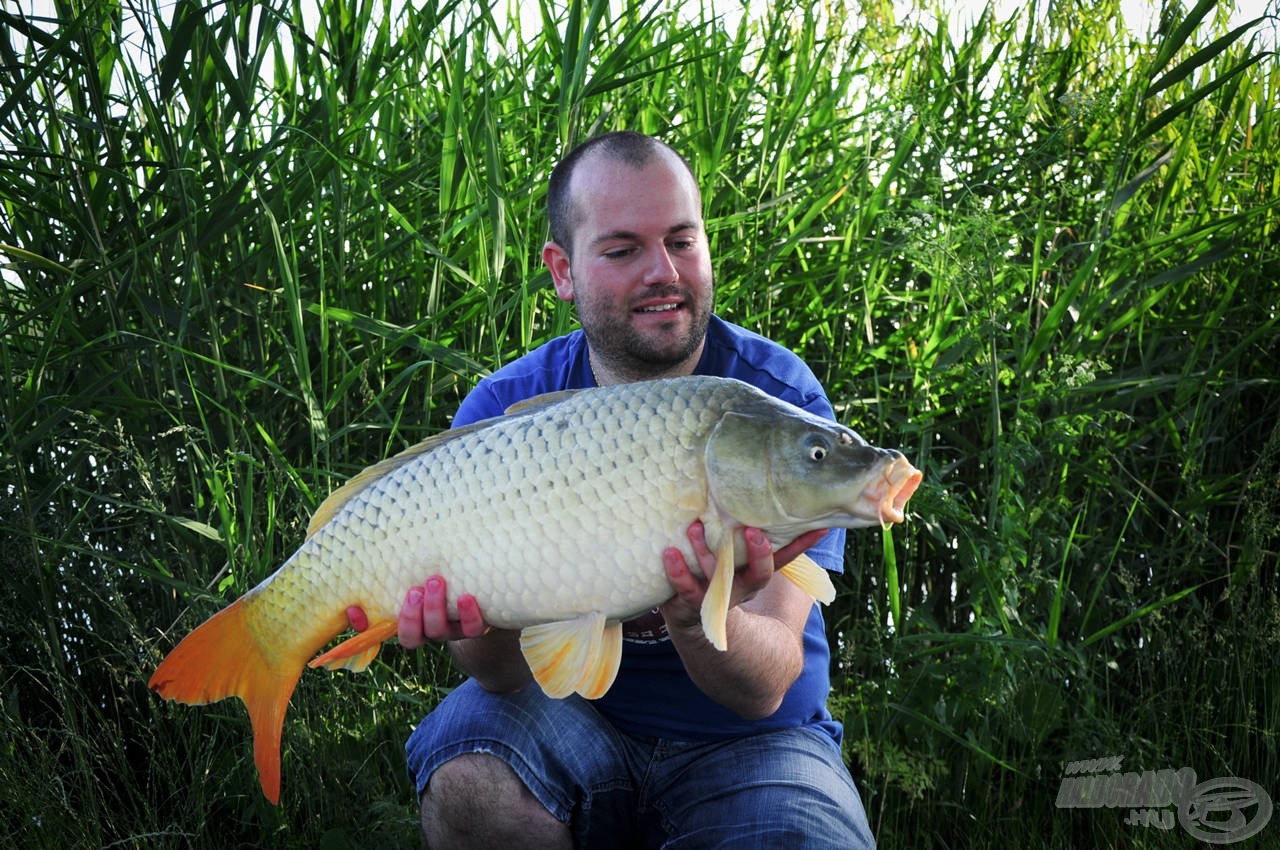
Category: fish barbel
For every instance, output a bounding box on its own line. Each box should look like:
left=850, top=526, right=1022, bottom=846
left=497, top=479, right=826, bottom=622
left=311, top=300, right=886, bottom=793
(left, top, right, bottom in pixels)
left=149, top=375, right=922, bottom=802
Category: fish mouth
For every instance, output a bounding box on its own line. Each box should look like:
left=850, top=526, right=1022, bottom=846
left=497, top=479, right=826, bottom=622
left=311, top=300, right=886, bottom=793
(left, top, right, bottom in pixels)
left=868, top=455, right=923, bottom=525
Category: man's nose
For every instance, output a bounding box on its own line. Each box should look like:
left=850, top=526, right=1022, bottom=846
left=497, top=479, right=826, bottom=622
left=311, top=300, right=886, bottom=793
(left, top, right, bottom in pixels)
left=643, top=246, right=678, bottom=284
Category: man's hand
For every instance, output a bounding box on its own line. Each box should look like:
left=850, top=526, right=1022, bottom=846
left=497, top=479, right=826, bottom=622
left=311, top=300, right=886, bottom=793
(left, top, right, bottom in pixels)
left=343, top=576, right=489, bottom=646
left=397, top=577, right=490, bottom=647
left=659, top=522, right=828, bottom=718
left=345, top=576, right=529, bottom=693
left=659, top=522, right=827, bottom=633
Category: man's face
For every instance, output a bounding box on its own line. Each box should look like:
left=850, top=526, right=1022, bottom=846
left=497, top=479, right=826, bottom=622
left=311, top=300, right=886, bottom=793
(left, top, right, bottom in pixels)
left=544, top=150, right=713, bottom=383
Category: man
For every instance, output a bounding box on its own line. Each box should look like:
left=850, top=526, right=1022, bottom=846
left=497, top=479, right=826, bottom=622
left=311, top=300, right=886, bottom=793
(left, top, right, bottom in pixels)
left=385, top=131, right=874, bottom=848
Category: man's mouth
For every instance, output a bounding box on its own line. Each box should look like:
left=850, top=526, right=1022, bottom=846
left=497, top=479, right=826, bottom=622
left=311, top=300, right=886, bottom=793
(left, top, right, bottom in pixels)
left=635, top=302, right=682, bottom=314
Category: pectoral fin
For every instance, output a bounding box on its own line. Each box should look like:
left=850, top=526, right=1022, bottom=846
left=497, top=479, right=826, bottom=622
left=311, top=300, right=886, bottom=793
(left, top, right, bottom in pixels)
left=519, top=613, right=622, bottom=699
left=699, top=542, right=736, bottom=652
left=778, top=553, right=837, bottom=605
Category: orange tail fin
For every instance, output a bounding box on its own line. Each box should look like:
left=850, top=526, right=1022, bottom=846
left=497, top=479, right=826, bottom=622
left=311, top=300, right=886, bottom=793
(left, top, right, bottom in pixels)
left=149, top=598, right=317, bottom=804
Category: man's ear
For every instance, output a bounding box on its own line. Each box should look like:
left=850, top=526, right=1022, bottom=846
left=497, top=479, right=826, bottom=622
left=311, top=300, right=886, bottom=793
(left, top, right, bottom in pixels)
left=543, top=241, right=574, bottom=301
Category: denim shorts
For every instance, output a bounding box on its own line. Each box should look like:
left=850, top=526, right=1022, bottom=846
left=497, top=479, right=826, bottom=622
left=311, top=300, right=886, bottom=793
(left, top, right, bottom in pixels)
left=405, top=679, right=876, bottom=849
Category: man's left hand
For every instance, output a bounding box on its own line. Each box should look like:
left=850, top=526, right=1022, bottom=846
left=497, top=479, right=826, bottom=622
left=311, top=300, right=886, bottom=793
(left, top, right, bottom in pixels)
left=659, top=521, right=826, bottom=632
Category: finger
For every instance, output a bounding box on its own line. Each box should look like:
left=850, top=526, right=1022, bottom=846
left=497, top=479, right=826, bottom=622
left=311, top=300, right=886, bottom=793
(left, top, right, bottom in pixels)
left=772, top=528, right=828, bottom=569
left=346, top=605, right=369, bottom=633
left=455, top=593, right=488, bottom=639
left=661, top=546, right=705, bottom=631
left=663, top=546, right=704, bottom=599
left=744, top=526, right=773, bottom=561
left=420, top=576, right=453, bottom=640
left=686, top=520, right=709, bottom=556
left=398, top=586, right=427, bottom=649
left=684, top=520, right=717, bottom=576
left=740, top=527, right=775, bottom=589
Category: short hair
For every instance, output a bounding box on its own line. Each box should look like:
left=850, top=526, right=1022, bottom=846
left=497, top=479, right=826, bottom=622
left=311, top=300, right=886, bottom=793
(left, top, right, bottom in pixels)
left=546, top=131, right=699, bottom=255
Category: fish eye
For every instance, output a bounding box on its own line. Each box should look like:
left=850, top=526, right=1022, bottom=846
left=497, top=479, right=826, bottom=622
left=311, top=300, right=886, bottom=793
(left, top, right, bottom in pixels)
left=806, top=435, right=832, bottom=462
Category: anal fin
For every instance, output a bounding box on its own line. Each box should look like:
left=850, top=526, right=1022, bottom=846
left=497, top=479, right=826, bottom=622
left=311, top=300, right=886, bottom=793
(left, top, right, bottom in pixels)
left=308, top=619, right=397, bottom=672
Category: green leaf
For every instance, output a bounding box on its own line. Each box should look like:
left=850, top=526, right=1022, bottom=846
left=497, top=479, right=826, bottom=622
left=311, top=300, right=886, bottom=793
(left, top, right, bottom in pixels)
left=1145, top=16, right=1266, bottom=98
left=883, top=523, right=901, bottom=630
left=1136, top=52, right=1266, bottom=141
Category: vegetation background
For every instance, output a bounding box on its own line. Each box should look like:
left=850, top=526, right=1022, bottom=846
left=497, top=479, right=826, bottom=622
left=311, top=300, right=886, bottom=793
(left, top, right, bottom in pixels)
left=1, top=0, right=1276, bottom=846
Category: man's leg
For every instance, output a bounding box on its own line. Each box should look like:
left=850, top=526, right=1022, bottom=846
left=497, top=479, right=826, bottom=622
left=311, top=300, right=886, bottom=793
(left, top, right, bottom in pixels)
left=641, top=726, right=876, bottom=850
left=421, top=753, right=570, bottom=850
left=406, top=679, right=639, bottom=848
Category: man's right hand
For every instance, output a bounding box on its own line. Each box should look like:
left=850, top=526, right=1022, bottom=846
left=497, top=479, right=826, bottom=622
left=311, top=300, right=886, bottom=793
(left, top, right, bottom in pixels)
left=396, top=576, right=532, bottom=693
left=397, top=575, right=491, bottom=647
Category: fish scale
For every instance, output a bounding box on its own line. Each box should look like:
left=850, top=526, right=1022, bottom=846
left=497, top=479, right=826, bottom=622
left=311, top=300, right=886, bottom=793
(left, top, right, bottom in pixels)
left=149, top=375, right=923, bottom=803
left=384, top=383, right=711, bottom=626
left=254, top=382, right=693, bottom=631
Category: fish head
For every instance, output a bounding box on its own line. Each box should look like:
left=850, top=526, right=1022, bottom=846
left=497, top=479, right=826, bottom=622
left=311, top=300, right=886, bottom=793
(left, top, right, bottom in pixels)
left=705, top=400, right=922, bottom=536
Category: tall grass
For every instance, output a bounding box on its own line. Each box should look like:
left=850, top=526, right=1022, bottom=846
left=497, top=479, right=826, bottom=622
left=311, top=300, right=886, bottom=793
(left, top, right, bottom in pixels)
left=1, top=0, right=1276, bottom=846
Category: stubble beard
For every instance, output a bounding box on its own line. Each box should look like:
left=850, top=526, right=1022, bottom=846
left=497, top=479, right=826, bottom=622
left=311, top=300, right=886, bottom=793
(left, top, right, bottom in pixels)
left=579, top=288, right=713, bottom=380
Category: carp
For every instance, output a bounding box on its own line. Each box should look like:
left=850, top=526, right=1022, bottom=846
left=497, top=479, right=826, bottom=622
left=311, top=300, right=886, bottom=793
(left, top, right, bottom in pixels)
left=149, top=375, right=922, bottom=802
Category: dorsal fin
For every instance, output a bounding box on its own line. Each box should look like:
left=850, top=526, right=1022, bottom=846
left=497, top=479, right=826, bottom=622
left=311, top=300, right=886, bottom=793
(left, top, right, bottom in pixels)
left=307, top=416, right=505, bottom=538
left=307, top=430, right=454, bottom=538
left=307, top=388, right=586, bottom=538
left=503, top=388, right=582, bottom=415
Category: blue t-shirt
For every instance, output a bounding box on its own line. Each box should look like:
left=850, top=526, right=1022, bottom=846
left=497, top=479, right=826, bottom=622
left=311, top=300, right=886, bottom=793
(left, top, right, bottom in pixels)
left=452, top=315, right=846, bottom=744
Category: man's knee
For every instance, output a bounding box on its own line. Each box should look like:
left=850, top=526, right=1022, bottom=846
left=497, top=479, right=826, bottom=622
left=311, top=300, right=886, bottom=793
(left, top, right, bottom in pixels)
left=425, top=754, right=517, bottom=804
left=421, top=753, right=568, bottom=849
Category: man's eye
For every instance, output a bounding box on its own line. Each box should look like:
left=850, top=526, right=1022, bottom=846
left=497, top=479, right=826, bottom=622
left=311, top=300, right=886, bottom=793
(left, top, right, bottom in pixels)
left=603, top=248, right=634, bottom=260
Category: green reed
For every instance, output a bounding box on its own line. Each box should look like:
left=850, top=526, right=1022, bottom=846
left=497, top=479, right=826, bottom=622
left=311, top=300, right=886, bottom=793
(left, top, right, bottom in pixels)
left=1, top=0, right=1276, bottom=846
